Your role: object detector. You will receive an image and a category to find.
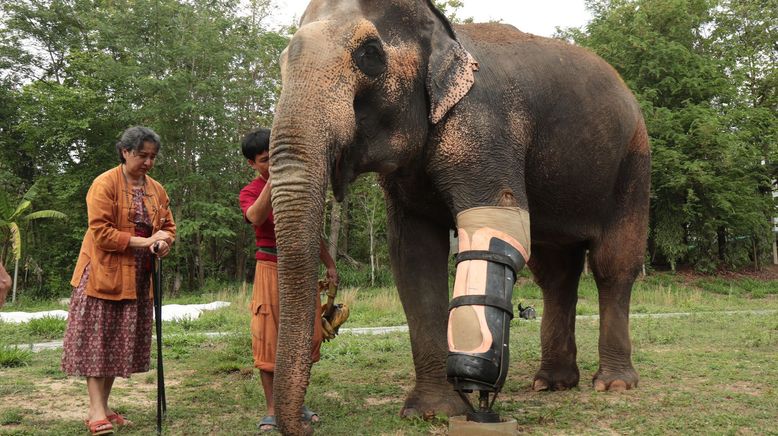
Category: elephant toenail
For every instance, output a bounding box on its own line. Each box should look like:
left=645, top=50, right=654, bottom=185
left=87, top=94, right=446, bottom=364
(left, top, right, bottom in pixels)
left=610, top=380, right=628, bottom=392
left=553, top=382, right=568, bottom=391
left=533, top=379, right=549, bottom=391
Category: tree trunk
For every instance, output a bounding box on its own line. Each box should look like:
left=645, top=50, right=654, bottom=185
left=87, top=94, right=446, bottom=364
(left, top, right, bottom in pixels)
left=236, top=224, right=248, bottom=282
left=369, top=220, right=375, bottom=286
left=328, top=197, right=342, bottom=260
left=195, top=233, right=205, bottom=289
left=341, top=194, right=350, bottom=256
left=12, top=258, right=19, bottom=303
left=717, top=226, right=727, bottom=262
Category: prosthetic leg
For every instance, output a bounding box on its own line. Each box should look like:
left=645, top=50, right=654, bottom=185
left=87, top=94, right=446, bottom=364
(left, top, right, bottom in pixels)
left=447, top=207, right=530, bottom=423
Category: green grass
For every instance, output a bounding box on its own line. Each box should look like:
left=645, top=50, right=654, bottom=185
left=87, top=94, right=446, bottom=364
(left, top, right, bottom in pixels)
left=0, top=273, right=777, bottom=434
left=24, top=317, right=67, bottom=339
left=0, top=409, right=23, bottom=426
left=0, top=345, right=32, bottom=368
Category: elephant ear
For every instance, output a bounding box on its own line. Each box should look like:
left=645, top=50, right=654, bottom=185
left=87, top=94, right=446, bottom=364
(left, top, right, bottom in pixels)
left=425, top=5, right=479, bottom=124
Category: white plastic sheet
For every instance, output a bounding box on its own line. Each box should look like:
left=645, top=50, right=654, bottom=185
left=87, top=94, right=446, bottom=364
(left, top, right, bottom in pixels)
left=0, top=301, right=231, bottom=324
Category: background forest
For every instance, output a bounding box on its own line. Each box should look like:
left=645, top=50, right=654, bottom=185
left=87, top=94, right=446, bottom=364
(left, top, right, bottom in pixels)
left=0, top=0, right=775, bottom=302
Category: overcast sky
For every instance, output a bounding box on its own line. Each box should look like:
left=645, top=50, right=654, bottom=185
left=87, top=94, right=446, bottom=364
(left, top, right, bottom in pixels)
left=269, top=0, right=592, bottom=37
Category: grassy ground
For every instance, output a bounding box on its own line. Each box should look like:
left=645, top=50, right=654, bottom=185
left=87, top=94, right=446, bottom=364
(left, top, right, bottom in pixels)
left=0, top=273, right=777, bottom=435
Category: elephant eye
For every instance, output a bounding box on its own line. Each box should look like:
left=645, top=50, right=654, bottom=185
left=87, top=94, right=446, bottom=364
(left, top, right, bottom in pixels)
left=353, top=39, right=386, bottom=77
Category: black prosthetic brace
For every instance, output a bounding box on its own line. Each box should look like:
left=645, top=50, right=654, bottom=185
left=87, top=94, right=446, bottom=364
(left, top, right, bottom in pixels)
left=446, top=237, right=525, bottom=394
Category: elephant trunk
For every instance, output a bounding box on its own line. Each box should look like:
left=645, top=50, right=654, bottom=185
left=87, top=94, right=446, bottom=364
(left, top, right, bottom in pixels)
left=269, top=121, right=328, bottom=436
left=269, top=21, right=359, bottom=434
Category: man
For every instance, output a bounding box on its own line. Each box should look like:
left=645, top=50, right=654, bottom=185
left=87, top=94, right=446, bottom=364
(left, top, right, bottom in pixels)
left=238, top=128, right=338, bottom=432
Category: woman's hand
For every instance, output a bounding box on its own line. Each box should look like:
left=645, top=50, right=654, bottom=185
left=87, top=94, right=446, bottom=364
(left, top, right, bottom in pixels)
left=150, top=240, right=171, bottom=258
left=151, top=230, right=173, bottom=246
left=143, top=230, right=172, bottom=257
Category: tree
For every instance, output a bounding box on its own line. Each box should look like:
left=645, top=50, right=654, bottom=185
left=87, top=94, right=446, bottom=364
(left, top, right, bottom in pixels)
left=0, top=0, right=289, bottom=295
left=434, top=0, right=473, bottom=23
left=349, top=175, right=388, bottom=286
left=712, top=0, right=778, bottom=266
left=0, top=182, right=66, bottom=303
left=562, top=0, right=776, bottom=271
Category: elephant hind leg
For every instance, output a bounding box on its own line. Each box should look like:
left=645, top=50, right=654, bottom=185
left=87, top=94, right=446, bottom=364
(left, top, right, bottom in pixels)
left=528, top=244, right=586, bottom=391
left=588, top=216, right=647, bottom=391
left=588, top=135, right=649, bottom=392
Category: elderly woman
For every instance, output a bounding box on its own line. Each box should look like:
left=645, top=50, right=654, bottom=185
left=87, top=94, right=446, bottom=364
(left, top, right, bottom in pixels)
left=62, top=126, right=176, bottom=436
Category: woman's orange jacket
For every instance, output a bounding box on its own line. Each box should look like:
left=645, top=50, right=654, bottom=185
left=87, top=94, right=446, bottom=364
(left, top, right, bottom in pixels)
left=70, top=165, right=176, bottom=301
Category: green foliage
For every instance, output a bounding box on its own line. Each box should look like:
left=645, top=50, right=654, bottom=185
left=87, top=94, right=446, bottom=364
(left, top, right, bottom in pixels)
left=0, top=180, right=67, bottom=303
left=0, top=181, right=66, bottom=263
left=562, top=0, right=777, bottom=271
left=341, top=174, right=391, bottom=287
left=433, top=0, right=474, bottom=23
left=335, top=261, right=393, bottom=288
left=0, top=0, right=775, bottom=300
left=0, top=0, right=287, bottom=297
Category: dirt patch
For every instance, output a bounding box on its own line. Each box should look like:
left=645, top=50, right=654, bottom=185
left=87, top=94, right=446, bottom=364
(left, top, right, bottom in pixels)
left=364, top=396, right=396, bottom=406
left=724, top=381, right=763, bottom=397
left=25, top=379, right=86, bottom=421
left=3, top=370, right=174, bottom=422
left=323, top=390, right=343, bottom=401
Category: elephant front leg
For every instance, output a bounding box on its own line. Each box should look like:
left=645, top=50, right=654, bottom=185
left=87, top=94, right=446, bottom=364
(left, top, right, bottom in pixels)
left=446, top=207, right=530, bottom=420
left=528, top=244, right=586, bottom=391
left=387, top=210, right=468, bottom=419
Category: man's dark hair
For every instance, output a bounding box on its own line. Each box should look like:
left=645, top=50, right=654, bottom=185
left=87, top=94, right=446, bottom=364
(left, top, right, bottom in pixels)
left=116, top=126, right=161, bottom=163
left=241, top=128, right=271, bottom=161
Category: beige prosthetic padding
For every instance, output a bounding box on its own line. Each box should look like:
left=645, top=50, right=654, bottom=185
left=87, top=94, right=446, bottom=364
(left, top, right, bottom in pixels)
left=448, top=207, right=531, bottom=353
left=456, top=207, right=531, bottom=260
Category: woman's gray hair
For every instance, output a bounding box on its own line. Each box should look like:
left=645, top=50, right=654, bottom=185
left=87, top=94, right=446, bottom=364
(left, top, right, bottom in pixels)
left=116, top=126, right=161, bottom=163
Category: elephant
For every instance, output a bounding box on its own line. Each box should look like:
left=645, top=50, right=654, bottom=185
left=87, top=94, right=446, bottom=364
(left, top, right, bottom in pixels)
left=268, top=0, right=650, bottom=433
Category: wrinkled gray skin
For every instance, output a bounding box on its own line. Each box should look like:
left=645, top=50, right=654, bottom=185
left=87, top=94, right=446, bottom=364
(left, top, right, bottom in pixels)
left=269, top=0, right=650, bottom=433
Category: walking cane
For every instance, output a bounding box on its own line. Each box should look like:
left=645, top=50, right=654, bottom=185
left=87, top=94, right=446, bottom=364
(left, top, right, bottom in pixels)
left=152, top=243, right=167, bottom=434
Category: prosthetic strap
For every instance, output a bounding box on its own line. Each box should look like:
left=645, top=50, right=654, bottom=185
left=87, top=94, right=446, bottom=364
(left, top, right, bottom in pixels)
left=447, top=207, right=530, bottom=393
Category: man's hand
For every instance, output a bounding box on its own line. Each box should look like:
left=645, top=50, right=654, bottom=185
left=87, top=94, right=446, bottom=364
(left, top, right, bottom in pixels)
left=326, top=266, right=339, bottom=287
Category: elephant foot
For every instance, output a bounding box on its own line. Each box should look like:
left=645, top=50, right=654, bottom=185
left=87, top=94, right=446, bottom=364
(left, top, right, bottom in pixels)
left=400, top=386, right=469, bottom=419
left=592, top=367, right=638, bottom=392
left=532, top=365, right=580, bottom=391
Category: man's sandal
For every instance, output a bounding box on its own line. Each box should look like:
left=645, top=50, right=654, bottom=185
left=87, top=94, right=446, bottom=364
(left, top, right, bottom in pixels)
left=107, top=413, right=132, bottom=427
left=300, top=405, right=319, bottom=423
left=258, top=415, right=277, bottom=433
left=84, top=419, right=114, bottom=435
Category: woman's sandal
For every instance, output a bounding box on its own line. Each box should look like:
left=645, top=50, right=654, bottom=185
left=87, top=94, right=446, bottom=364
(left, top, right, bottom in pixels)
left=258, top=415, right=277, bottom=433
left=84, top=419, right=114, bottom=435
left=107, top=413, right=133, bottom=427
